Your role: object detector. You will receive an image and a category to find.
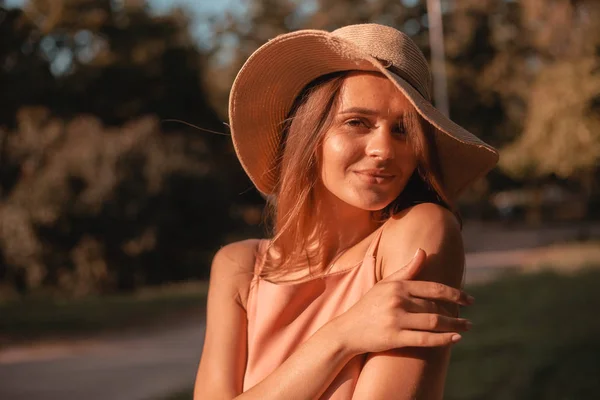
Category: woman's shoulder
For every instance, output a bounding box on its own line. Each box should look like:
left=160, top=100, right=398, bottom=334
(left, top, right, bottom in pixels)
left=213, top=239, right=262, bottom=270
left=211, top=238, right=262, bottom=311
left=378, top=202, right=464, bottom=282
left=387, top=202, right=460, bottom=234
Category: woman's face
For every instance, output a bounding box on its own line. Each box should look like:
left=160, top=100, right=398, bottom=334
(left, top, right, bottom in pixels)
left=318, top=72, right=418, bottom=211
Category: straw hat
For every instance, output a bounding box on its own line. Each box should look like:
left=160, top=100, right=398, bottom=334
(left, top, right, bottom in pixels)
left=229, top=23, right=499, bottom=200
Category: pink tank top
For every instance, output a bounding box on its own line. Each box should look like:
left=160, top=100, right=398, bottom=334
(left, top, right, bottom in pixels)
left=243, top=227, right=384, bottom=398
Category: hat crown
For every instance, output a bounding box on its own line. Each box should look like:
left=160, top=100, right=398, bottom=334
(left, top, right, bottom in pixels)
left=332, top=23, right=432, bottom=100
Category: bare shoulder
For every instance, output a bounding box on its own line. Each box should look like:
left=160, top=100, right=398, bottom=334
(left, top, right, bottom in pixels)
left=390, top=202, right=460, bottom=236
left=379, top=203, right=464, bottom=287
left=210, top=238, right=261, bottom=311
left=381, top=202, right=461, bottom=252
left=212, top=239, right=261, bottom=272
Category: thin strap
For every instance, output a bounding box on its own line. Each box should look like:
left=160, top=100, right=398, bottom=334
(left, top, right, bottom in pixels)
left=365, top=224, right=386, bottom=259
left=364, top=224, right=387, bottom=282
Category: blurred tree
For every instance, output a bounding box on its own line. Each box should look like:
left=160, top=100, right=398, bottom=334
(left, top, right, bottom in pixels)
left=1, top=110, right=230, bottom=293
left=498, top=0, right=600, bottom=199
left=12, top=0, right=219, bottom=129
left=0, top=0, right=243, bottom=295
left=0, top=5, right=54, bottom=131
left=444, top=0, right=518, bottom=145
left=200, top=0, right=298, bottom=118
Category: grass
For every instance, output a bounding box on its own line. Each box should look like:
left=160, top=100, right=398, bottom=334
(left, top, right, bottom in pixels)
left=0, top=281, right=208, bottom=345
left=445, top=267, right=600, bottom=399
left=164, top=267, right=600, bottom=400
left=162, top=388, right=194, bottom=400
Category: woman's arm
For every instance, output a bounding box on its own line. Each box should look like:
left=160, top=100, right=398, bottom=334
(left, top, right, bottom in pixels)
left=352, top=202, right=466, bottom=400
left=194, top=240, right=370, bottom=400
left=194, top=240, right=257, bottom=399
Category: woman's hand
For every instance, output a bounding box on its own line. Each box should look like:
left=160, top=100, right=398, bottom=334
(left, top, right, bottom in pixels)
left=331, top=248, right=473, bottom=356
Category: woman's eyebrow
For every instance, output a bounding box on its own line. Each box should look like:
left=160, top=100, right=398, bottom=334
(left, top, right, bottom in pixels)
left=339, top=107, right=379, bottom=115
left=339, top=107, right=413, bottom=120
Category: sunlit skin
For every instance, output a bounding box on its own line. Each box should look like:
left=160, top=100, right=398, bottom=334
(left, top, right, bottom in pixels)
left=315, top=71, right=418, bottom=264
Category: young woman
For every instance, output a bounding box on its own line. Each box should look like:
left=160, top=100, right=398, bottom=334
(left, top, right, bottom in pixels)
left=194, top=24, right=498, bottom=399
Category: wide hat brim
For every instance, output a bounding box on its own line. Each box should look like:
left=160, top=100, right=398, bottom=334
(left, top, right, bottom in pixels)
left=229, top=28, right=499, bottom=201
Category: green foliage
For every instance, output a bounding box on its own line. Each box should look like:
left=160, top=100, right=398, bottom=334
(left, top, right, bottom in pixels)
left=496, top=0, right=600, bottom=183
left=1, top=0, right=219, bottom=127
left=500, top=58, right=600, bottom=180
left=0, top=1, right=246, bottom=295
left=0, top=109, right=232, bottom=294
left=446, top=268, right=600, bottom=399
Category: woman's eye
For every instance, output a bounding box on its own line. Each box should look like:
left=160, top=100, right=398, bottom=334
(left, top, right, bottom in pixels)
left=346, top=119, right=363, bottom=127
left=393, top=124, right=407, bottom=138
left=345, top=119, right=368, bottom=129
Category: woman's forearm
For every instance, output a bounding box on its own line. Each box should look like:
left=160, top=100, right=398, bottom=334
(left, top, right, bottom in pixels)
left=235, top=320, right=354, bottom=400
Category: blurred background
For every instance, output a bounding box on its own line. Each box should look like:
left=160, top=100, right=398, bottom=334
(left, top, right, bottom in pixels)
left=0, top=0, right=599, bottom=399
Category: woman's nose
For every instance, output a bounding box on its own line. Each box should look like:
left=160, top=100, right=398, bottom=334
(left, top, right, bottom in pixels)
left=365, top=127, right=395, bottom=160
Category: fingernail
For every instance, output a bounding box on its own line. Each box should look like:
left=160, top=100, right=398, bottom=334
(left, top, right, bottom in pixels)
left=465, top=321, right=473, bottom=330
left=451, top=334, right=462, bottom=343
left=466, top=295, right=475, bottom=304
left=413, top=248, right=421, bottom=259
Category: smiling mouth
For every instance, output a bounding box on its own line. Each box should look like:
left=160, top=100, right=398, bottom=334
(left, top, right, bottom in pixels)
left=353, top=170, right=396, bottom=184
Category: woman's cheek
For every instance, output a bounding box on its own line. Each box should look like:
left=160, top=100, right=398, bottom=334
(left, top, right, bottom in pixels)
left=322, top=133, right=359, bottom=179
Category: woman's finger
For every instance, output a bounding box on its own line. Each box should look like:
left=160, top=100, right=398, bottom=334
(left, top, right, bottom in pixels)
left=402, top=298, right=438, bottom=314
left=401, top=313, right=472, bottom=333
left=407, top=298, right=459, bottom=317
left=383, top=248, right=427, bottom=281
left=396, top=330, right=462, bottom=348
left=404, top=298, right=440, bottom=314
left=401, top=280, right=474, bottom=306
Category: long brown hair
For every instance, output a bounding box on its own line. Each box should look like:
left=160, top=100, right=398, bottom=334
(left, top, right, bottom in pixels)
left=260, top=71, right=456, bottom=280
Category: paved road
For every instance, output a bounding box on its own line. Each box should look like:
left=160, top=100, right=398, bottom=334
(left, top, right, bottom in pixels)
left=0, top=319, right=205, bottom=400
left=1, top=221, right=598, bottom=400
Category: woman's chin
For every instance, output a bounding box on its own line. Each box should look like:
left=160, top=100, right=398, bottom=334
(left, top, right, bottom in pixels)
left=322, top=185, right=401, bottom=213
left=345, top=193, right=397, bottom=212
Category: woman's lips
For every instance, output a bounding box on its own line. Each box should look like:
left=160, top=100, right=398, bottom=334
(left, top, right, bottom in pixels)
left=353, top=170, right=396, bottom=184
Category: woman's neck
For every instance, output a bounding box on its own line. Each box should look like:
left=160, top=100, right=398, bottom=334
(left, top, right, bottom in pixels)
left=313, top=192, right=380, bottom=266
